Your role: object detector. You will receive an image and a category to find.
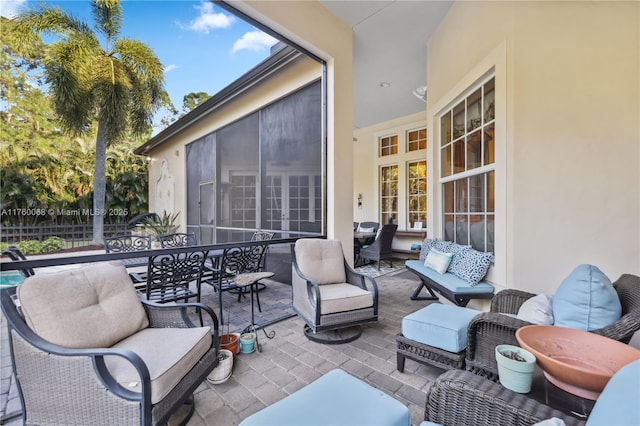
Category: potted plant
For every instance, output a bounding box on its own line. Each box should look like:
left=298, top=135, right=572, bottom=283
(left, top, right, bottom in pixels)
left=207, top=349, right=234, bottom=384
left=141, top=211, right=179, bottom=245
left=495, top=344, right=537, bottom=393
left=240, top=332, right=257, bottom=354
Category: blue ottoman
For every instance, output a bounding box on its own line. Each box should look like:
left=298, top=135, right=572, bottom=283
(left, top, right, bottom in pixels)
left=397, top=303, right=479, bottom=371
left=240, top=369, right=410, bottom=426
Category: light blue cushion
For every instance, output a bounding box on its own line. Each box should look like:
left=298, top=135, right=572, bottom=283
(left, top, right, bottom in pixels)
left=587, top=360, right=640, bottom=425
left=405, top=261, right=495, bottom=295
left=553, top=264, right=621, bottom=331
left=402, top=304, right=479, bottom=353
left=240, top=369, right=410, bottom=426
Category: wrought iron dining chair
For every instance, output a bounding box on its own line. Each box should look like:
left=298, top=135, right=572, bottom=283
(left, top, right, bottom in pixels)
left=158, top=232, right=198, bottom=248
left=104, top=235, right=152, bottom=253
left=208, top=243, right=272, bottom=330
left=143, top=251, right=208, bottom=305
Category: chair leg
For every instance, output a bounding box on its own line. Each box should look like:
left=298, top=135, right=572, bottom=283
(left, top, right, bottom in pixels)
left=255, top=282, right=262, bottom=312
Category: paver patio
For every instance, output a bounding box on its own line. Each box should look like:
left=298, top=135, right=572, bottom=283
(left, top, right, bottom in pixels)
left=1, top=266, right=443, bottom=426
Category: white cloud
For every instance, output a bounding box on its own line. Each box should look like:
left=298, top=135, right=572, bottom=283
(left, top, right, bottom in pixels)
left=1, top=0, right=27, bottom=18
left=164, top=64, right=179, bottom=74
left=182, top=2, right=235, bottom=34
left=231, top=31, right=277, bottom=54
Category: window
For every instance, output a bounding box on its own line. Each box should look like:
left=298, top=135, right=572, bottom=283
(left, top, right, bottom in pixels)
left=440, top=77, right=495, bottom=252
left=380, top=164, right=398, bottom=225
left=230, top=174, right=257, bottom=228
left=407, top=160, right=426, bottom=229
left=407, top=128, right=427, bottom=152
left=379, top=135, right=398, bottom=157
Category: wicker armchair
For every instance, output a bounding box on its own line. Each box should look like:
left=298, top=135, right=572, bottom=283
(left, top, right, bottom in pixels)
left=466, top=274, right=640, bottom=379
left=1, top=262, right=219, bottom=426
left=291, top=239, right=379, bottom=343
left=424, top=369, right=585, bottom=426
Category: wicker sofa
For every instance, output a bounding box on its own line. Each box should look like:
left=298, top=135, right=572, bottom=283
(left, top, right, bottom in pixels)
left=466, top=273, right=640, bottom=380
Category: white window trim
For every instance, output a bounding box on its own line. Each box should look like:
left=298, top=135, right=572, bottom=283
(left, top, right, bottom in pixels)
left=427, top=41, right=507, bottom=288
left=373, top=120, right=427, bottom=230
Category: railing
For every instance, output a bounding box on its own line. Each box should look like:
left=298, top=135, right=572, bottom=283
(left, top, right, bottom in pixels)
left=0, top=238, right=300, bottom=272
left=0, top=224, right=128, bottom=247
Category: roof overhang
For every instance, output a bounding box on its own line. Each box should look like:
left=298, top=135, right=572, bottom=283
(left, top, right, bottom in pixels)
left=135, top=45, right=303, bottom=156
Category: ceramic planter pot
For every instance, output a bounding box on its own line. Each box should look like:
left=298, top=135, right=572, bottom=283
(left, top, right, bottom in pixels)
left=207, top=349, right=234, bottom=384
left=220, top=334, right=239, bottom=355
left=240, top=332, right=256, bottom=354
left=495, top=344, right=536, bottom=393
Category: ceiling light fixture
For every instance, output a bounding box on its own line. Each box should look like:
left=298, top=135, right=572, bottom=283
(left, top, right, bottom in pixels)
left=413, top=85, right=427, bottom=103
left=379, top=81, right=390, bottom=88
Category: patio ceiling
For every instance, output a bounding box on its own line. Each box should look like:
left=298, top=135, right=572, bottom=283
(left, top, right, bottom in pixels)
left=319, top=0, right=453, bottom=129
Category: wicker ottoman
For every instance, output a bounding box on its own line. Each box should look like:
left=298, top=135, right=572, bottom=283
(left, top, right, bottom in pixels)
left=240, top=369, right=410, bottom=426
left=397, top=303, right=479, bottom=372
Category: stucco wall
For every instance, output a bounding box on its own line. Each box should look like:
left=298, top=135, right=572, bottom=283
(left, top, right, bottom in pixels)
left=427, top=1, right=639, bottom=293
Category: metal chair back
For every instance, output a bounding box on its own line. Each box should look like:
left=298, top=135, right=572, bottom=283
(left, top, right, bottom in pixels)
left=158, top=232, right=198, bottom=248
left=104, top=235, right=152, bottom=253
left=145, top=250, right=208, bottom=303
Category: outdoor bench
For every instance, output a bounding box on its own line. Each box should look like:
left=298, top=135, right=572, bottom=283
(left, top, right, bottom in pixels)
left=405, top=239, right=495, bottom=307
left=406, top=260, right=494, bottom=306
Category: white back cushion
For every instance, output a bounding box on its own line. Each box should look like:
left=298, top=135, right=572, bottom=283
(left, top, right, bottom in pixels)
left=295, top=239, right=347, bottom=285
left=18, top=261, right=149, bottom=348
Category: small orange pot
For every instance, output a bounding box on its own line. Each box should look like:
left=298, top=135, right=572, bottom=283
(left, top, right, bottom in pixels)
left=220, top=334, right=239, bottom=355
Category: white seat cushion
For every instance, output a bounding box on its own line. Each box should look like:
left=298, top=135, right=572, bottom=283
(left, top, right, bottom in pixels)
left=315, top=283, right=374, bottom=314
left=106, top=327, right=212, bottom=404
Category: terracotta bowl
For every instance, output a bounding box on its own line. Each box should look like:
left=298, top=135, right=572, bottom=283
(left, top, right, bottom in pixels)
left=516, top=325, right=640, bottom=400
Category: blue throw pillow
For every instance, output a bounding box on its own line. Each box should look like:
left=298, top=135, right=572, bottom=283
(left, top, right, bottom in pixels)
left=450, top=248, right=493, bottom=285
left=552, top=264, right=621, bottom=331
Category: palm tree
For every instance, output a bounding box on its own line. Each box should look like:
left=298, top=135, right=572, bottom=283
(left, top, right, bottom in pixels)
left=13, top=0, right=166, bottom=244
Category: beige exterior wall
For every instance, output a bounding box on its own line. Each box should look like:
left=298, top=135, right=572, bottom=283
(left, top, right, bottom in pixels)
left=147, top=56, right=322, bottom=231
left=427, top=1, right=639, bottom=294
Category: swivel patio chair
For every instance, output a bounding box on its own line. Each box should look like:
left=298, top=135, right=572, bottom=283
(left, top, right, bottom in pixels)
left=291, top=239, right=379, bottom=344
left=465, top=273, right=640, bottom=380
left=358, top=224, right=398, bottom=270
left=0, top=261, right=219, bottom=426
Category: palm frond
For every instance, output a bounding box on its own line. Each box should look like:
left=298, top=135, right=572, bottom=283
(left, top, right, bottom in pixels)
left=91, top=0, right=122, bottom=44
left=14, top=5, right=95, bottom=41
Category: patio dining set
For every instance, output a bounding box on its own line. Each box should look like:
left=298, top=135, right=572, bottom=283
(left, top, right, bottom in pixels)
left=1, top=236, right=640, bottom=425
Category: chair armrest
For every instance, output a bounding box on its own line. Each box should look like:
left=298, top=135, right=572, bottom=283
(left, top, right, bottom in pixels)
left=590, top=311, right=640, bottom=343
left=490, top=289, right=536, bottom=314
left=425, top=369, right=585, bottom=426
left=291, top=255, right=323, bottom=307
left=141, top=299, right=219, bottom=331
left=466, top=312, right=533, bottom=379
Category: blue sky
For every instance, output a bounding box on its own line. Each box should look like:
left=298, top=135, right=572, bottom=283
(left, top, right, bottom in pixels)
left=1, top=0, right=277, bottom=126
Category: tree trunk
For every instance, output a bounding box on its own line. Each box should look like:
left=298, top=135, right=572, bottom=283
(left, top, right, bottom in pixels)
left=91, top=122, right=107, bottom=245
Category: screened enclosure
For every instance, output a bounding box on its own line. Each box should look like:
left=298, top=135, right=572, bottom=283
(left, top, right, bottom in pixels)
left=186, top=81, right=323, bottom=244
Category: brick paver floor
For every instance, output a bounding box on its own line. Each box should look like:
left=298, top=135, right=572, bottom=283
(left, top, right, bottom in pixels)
left=1, top=268, right=443, bottom=426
